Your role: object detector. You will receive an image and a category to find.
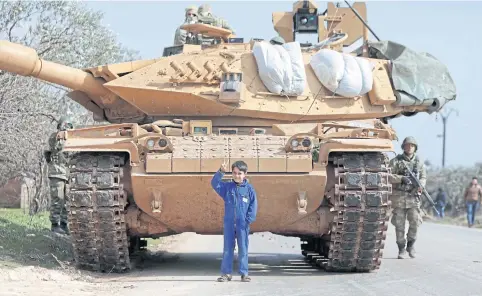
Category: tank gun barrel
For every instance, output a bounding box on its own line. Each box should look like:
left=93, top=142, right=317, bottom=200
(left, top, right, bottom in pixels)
left=0, top=40, right=110, bottom=100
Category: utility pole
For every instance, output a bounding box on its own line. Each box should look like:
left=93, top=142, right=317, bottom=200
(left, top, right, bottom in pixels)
left=441, top=115, right=447, bottom=168
left=437, top=107, right=458, bottom=168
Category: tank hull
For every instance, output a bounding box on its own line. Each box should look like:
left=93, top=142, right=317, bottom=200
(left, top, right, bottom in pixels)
left=62, top=120, right=393, bottom=272
left=128, top=172, right=329, bottom=236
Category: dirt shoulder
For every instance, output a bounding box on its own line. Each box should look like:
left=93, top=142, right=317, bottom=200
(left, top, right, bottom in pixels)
left=0, top=208, right=111, bottom=294
left=0, top=208, right=73, bottom=269
left=0, top=208, right=178, bottom=295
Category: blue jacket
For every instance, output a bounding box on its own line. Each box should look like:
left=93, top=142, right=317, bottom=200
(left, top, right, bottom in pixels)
left=211, top=170, right=258, bottom=227
left=435, top=191, right=447, bottom=206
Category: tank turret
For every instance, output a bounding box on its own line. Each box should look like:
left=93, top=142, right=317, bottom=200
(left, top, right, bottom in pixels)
left=0, top=1, right=455, bottom=127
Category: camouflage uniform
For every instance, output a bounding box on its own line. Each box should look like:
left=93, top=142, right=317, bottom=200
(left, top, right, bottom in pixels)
left=173, top=6, right=199, bottom=45
left=198, top=4, right=234, bottom=33
left=45, top=116, right=73, bottom=235
left=197, top=4, right=234, bottom=45
left=389, top=137, right=426, bottom=259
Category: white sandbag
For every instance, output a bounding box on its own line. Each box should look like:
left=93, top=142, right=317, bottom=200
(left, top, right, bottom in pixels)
left=274, top=44, right=293, bottom=93
left=356, top=57, right=374, bottom=95
left=252, top=41, right=306, bottom=96
left=253, top=42, right=283, bottom=94
left=283, top=42, right=306, bottom=95
left=309, top=49, right=344, bottom=92
left=252, top=41, right=283, bottom=94
left=309, top=49, right=374, bottom=97
left=338, top=54, right=363, bottom=97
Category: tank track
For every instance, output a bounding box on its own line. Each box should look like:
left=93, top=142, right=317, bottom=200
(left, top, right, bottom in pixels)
left=66, top=153, right=131, bottom=273
left=301, top=152, right=391, bottom=272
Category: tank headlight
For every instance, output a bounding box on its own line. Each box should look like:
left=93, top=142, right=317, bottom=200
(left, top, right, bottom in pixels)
left=302, top=138, right=311, bottom=148
left=291, top=139, right=299, bottom=147
left=158, top=138, right=168, bottom=148
left=147, top=139, right=155, bottom=148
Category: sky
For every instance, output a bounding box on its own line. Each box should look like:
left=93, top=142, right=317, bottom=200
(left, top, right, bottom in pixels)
left=83, top=1, right=482, bottom=168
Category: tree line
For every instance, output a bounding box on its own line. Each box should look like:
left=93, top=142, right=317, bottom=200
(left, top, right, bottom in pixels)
left=0, top=1, right=139, bottom=213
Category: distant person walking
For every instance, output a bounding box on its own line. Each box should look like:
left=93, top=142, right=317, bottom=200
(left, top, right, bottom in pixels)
left=434, top=188, right=447, bottom=218
left=463, top=177, right=482, bottom=228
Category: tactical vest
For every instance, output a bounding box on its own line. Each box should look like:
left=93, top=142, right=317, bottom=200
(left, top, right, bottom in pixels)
left=198, top=15, right=216, bottom=26
left=47, top=132, right=69, bottom=180
left=197, top=15, right=225, bottom=45
left=394, top=154, right=420, bottom=193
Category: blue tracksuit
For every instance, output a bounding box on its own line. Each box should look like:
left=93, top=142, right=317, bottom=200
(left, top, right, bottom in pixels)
left=211, top=170, right=258, bottom=276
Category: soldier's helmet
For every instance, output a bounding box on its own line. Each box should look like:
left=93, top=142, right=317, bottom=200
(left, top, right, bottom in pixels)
left=197, top=4, right=216, bottom=25
left=270, top=36, right=286, bottom=45
left=401, top=136, right=417, bottom=151
left=57, top=116, right=74, bottom=131
left=185, top=5, right=197, bottom=14
left=198, top=4, right=211, bottom=16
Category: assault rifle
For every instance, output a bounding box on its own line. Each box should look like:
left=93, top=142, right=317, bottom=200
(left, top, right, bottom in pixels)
left=402, top=161, right=440, bottom=216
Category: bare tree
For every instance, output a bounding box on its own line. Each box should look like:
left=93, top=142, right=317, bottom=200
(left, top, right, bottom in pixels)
left=425, top=164, right=482, bottom=216
left=0, top=1, right=139, bottom=211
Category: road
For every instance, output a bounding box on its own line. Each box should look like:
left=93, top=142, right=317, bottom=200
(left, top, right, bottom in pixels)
left=100, top=222, right=482, bottom=296
left=2, top=222, right=482, bottom=296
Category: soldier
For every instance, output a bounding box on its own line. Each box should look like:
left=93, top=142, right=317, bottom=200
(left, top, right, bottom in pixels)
left=389, top=136, right=426, bottom=259
left=197, top=4, right=235, bottom=33
left=173, top=5, right=199, bottom=45
left=45, top=116, right=73, bottom=235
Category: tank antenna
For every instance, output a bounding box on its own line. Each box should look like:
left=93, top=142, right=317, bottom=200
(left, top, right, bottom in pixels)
left=343, top=1, right=381, bottom=41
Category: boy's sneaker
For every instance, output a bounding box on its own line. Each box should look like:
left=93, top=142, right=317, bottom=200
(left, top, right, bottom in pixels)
left=217, top=274, right=232, bottom=282
left=241, top=275, right=251, bottom=282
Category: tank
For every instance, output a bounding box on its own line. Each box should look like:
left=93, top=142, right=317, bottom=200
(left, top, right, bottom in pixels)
left=0, top=0, right=455, bottom=273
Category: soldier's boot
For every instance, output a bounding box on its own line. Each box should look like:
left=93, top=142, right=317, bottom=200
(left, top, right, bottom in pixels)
left=60, top=222, right=70, bottom=235
left=406, top=240, right=416, bottom=258
left=397, top=243, right=406, bottom=259
left=51, top=223, right=66, bottom=235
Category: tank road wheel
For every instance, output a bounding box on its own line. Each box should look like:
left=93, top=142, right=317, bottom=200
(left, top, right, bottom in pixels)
left=324, top=152, right=391, bottom=272
left=66, top=153, right=131, bottom=273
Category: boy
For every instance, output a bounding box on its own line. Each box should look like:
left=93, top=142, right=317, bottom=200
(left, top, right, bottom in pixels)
left=211, top=160, right=258, bottom=282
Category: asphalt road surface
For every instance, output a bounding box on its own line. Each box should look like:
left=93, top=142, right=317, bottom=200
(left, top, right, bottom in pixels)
left=94, top=222, right=482, bottom=296
left=2, top=222, right=481, bottom=295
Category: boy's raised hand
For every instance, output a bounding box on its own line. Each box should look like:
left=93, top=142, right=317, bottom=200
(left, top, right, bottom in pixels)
left=220, top=162, right=227, bottom=173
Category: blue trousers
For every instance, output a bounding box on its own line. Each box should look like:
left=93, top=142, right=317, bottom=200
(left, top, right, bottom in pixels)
left=467, top=201, right=479, bottom=226
left=221, top=224, right=250, bottom=276
left=435, top=204, right=445, bottom=218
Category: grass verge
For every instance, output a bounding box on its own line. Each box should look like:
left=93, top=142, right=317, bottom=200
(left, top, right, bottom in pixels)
left=424, top=212, right=482, bottom=229
left=0, top=208, right=73, bottom=269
